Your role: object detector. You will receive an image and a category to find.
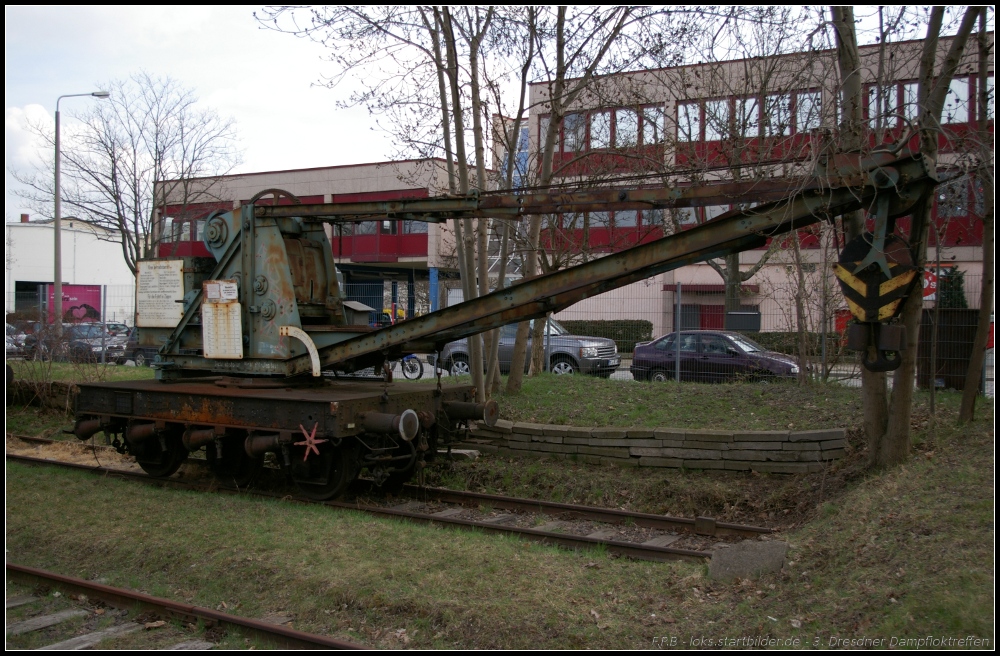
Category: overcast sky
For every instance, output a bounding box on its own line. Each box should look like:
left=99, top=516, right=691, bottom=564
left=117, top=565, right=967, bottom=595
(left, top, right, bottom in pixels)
left=5, top=5, right=396, bottom=221
left=5, top=6, right=984, bottom=224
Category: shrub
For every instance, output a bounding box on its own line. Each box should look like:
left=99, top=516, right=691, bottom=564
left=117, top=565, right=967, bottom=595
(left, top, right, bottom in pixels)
left=559, top=319, right=653, bottom=354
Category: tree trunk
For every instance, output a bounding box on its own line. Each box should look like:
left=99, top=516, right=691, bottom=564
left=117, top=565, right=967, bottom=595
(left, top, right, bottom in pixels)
left=831, top=6, right=890, bottom=458
left=790, top=236, right=811, bottom=385
left=441, top=7, right=485, bottom=397
left=723, top=253, right=742, bottom=315
left=959, top=8, right=995, bottom=423
left=877, top=7, right=978, bottom=467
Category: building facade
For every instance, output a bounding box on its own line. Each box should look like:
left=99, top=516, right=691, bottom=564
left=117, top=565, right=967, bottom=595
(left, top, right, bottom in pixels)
left=4, top=215, right=137, bottom=325
left=523, top=34, right=992, bottom=337
left=153, top=158, right=463, bottom=316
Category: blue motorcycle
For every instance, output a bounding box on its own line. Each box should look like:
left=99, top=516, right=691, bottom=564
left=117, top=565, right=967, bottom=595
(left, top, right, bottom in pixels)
left=400, top=354, right=423, bottom=380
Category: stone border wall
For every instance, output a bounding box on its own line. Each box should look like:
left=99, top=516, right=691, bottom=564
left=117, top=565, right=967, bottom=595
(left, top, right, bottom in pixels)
left=465, top=420, right=847, bottom=474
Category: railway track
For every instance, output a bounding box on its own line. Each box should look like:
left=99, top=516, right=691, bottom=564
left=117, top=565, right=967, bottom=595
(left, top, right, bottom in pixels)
left=7, top=434, right=774, bottom=563
left=5, top=563, right=365, bottom=649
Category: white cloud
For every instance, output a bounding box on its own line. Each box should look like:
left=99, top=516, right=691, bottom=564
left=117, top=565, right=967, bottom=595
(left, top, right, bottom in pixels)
left=5, top=5, right=396, bottom=220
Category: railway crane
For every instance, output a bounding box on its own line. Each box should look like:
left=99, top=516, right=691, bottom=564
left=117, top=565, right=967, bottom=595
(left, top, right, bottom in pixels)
left=71, top=145, right=937, bottom=499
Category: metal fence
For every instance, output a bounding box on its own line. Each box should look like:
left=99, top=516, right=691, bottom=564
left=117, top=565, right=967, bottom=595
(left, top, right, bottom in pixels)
left=7, top=275, right=991, bottom=396
left=6, top=285, right=136, bottom=327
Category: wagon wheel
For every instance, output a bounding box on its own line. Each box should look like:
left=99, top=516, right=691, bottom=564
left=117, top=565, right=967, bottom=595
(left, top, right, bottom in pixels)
left=134, top=427, right=187, bottom=478
left=248, top=188, right=301, bottom=205
left=290, top=442, right=355, bottom=501
left=206, top=432, right=263, bottom=487
left=374, top=440, right=418, bottom=494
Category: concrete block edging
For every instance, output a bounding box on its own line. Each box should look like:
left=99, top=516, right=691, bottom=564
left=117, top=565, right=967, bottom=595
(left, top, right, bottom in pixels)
left=468, top=422, right=847, bottom=473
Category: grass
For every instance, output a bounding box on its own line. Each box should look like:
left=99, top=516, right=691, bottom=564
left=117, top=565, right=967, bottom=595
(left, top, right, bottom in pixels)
left=9, top=359, right=156, bottom=384
left=4, top=579, right=272, bottom=649
left=5, top=371, right=994, bottom=648
left=493, top=374, right=860, bottom=430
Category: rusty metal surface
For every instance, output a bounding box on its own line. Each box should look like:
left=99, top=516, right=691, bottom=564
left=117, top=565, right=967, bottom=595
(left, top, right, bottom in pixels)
left=135, top=147, right=937, bottom=381
left=6, top=563, right=367, bottom=650
left=273, top=151, right=935, bottom=375
left=398, top=485, right=772, bottom=537
left=75, top=379, right=473, bottom=437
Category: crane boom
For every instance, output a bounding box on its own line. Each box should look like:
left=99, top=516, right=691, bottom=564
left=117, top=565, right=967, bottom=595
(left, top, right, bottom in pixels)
left=141, top=147, right=935, bottom=380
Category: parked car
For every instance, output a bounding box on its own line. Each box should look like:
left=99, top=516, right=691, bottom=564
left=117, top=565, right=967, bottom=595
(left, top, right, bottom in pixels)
left=436, top=318, right=619, bottom=377
left=630, top=330, right=799, bottom=383
left=23, top=322, right=128, bottom=364
left=104, top=322, right=131, bottom=337
left=6, top=323, right=26, bottom=357
left=126, top=329, right=160, bottom=366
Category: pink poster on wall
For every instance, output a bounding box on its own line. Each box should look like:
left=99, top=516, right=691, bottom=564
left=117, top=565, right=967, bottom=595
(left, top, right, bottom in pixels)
left=45, top=284, right=102, bottom=323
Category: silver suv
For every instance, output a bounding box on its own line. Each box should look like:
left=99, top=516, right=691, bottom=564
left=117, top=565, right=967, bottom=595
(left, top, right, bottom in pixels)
left=436, top=318, right=619, bottom=377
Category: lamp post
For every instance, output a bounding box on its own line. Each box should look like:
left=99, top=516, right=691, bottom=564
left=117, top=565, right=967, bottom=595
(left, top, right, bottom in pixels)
left=54, top=90, right=110, bottom=336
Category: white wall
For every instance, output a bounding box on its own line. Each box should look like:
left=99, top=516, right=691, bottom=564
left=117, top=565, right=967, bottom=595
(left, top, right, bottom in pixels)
left=4, top=220, right=136, bottom=323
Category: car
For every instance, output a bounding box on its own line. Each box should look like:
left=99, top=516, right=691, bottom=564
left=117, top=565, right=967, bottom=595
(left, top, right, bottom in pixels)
left=126, top=329, right=159, bottom=366
left=6, top=323, right=26, bottom=357
left=630, top=330, right=800, bottom=383
left=436, top=318, right=619, bottom=377
left=23, top=322, right=128, bottom=364
left=104, top=322, right=130, bottom=337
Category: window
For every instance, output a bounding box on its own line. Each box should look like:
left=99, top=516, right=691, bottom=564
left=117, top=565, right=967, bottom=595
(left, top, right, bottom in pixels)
left=655, top=334, right=675, bottom=351
left=678, top=102, right=701, bottom=142
left=644, top=208, right=667, bottom=228
left=705, top=205, right=728, bottom=221
left=539, top=116, right=551, bottom=148
left=866, top=84, right=899, bottom=129
left=402, top=220, right=428, bottom=234
left=902, top=82, right=919, bottom=122
left=736, top=97, right=760, bottom=139
left=974, top=176, right=986, bottom=216
left=643, top=106, right=665, bottom=144
left=704, top=99, right=729, bottom=141
left=615, top=210, right=638, bottom=227
left=355, top=221, right=377, bottom=235
left=942, top=78, right=970, bottom=124
left=563, top=112, right=586, bottom=152
left=987, top=75, right=995, bottom=121
left=937, top=177, right=968, bottom=219
left=563, top=212, right=584, bottom=231
left=764, top=93, right=792, bottom=136
left=590, top=111, right=612, bottom=149
left=674, top=207, right=697, bottom=227
left=590, top=211, right=612, bottom=228
left=701, top=335, right=730, bottom=355
left=795, top=91, right=822, bottom=131
left=615, top=109, right=639, bottom=147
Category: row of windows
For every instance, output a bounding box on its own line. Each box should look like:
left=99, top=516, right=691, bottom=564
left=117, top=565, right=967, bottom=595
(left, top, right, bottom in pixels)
left=336, top=220, right=429, bottom=236
left=866, top=74, right=994, bottom=128
left=678, top=90, right=822, bottom=142
left=541, top=105, right=666, bottom=154
left=538, top=74, right=994, bottom=152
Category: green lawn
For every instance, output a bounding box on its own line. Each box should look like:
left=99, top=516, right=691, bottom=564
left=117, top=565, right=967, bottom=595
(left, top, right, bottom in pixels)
left=5, top=371, right=994, bottom=648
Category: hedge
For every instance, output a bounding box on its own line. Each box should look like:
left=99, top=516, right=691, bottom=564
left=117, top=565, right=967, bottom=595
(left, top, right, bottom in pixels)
left=735, top=331, right=843, bottom=356
left=559, top=319, right=653, bottom=354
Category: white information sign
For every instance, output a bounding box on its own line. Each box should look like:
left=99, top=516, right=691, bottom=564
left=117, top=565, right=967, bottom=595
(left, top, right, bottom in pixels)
left=136, top=260, right=185, bottom=328
left=202, top=302, right=243, bottom=359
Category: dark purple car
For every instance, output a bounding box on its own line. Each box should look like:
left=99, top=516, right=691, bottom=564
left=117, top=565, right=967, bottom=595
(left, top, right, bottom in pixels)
left=630, top=330, right=799, bottom=383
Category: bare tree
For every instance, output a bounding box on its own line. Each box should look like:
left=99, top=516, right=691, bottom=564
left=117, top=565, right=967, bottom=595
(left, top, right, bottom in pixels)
left=830, top=8, right=980, bottom=467
left=257, top=6, right=698, bottom=394
left=505, top=6, right=702, bottom=390
left=959, top=8, right=995, bottom=422
left=11, top=72, right=242, bottom=275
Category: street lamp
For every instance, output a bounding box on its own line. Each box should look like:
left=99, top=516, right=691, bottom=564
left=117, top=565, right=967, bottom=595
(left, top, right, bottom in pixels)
left=54, top=90, right=110, bottom=336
